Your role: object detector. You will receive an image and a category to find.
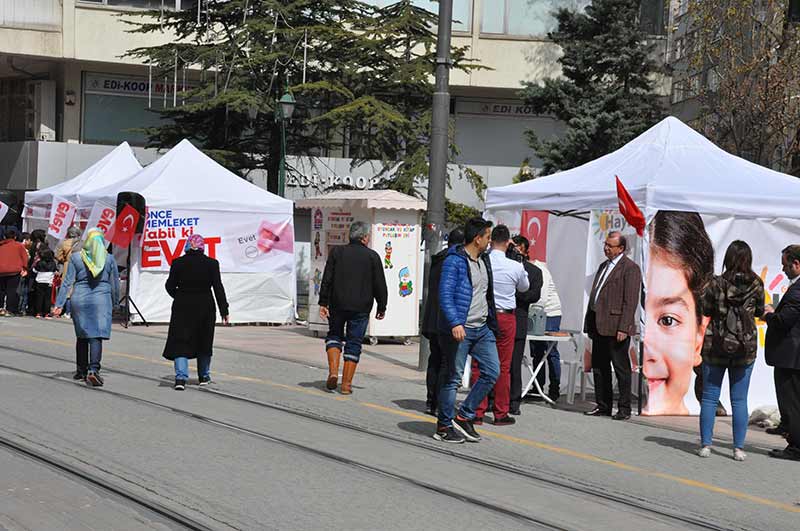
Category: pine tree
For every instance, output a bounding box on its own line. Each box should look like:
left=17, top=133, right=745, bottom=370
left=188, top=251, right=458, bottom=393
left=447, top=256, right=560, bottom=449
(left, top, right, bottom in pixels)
left=125, top=0, right=484, bottom=197
left=521, top=0, right=666, bottom=175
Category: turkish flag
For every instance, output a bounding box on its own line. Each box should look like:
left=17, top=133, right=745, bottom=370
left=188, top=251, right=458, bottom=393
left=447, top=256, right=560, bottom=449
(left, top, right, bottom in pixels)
left=615, top=176, right=645, bottom=237
left=110, top=204, right=140, bottom=248
left=520, top=210, right=549, bottom=261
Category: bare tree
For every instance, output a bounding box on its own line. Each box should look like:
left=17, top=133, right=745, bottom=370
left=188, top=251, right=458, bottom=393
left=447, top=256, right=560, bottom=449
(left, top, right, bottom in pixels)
left=687, top=0, right=800, bottom=174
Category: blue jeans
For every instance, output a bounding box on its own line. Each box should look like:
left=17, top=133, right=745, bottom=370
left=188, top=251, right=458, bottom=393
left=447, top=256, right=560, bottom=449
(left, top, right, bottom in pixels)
left=531, top=316, right=562, bottom=391
left=174, top=356, right=211, bottom=381
left=326, top=310, right=370, bottom=363
left=700, top=362, right=754, bottom=448
left=77, top=338, right=103, bottom=373
left=437, top=325, right=500, bottom=426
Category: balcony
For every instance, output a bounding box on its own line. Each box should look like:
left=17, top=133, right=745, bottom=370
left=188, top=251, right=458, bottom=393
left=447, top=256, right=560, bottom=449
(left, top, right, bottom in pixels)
left=0, top=0, right=62, bottom=32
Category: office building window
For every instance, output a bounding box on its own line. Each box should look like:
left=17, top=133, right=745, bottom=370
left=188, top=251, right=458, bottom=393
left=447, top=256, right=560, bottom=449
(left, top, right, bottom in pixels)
left=78, top=1, right=185, bottom=9
left=363, top=0, right=472, bottom=32
left=481, top=0, right=591, bottom=37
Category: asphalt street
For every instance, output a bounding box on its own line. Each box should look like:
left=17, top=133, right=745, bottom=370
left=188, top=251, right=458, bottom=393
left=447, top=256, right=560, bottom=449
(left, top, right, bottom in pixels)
left=0, top=317, right=797, bottom=530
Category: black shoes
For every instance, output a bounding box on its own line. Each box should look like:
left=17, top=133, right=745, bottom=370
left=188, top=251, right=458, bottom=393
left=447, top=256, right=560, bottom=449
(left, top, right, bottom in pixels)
left=768, top=446, right=800, bottom=461
left=199, top=375, right=211, bottom=387
left=494, top=416, right=516, bottom=426
left=174, top=379, right=186, bottom=391
left=85, top=372, right=104, bottom=387
left=509, top=407, right=522, bottom=416
left=612, top=412, right=631, bottom=421
left=766, top=426, right=788, bottom=436
left=548, top=388, right=560, bottom=402
left=433, top=425, right=465, bottom=444
left=73, top=371, right=87, bottom=381
left=453, top=416, right=481, bottom=442
left=584, top=407, right=612, bottom=417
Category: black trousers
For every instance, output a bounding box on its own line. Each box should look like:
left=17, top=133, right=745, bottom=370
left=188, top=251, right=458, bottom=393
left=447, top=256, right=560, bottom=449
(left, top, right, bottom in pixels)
left=591, top=334, right=632, bottom=415
left=510, top=337, right=526, bottom=411
left=0, top=274, right=21, bottom=313
left=425, top=334, right=448, bottom=410
left=774, top=367, right=800, bottom=449
left=32, top=283, right=51, bottom=316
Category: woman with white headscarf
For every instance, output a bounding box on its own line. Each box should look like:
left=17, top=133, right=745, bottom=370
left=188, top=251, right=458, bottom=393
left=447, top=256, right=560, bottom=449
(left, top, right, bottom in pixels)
left=54, top=228, right=120, bottom=386
left=163, top=234, right=229, bottom=391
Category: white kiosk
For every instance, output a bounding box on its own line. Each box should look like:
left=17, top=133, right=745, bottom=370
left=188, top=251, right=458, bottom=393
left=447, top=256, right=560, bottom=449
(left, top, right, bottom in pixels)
left=297, top=190, right=426, bottom=345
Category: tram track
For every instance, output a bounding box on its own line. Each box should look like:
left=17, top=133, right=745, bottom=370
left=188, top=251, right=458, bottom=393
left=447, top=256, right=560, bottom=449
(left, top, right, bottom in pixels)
left=0, top=343, right=747, bottom=530
left=0, top=431, right=216, bottom=531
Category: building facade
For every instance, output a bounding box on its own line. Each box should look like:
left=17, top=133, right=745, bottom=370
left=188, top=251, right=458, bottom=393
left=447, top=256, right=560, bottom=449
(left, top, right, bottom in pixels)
left=1, top=0, right=667, bottom=210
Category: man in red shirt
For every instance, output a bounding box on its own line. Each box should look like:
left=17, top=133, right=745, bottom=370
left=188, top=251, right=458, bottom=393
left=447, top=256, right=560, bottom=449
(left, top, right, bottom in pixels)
left=0, top=228, right=29, bottom=315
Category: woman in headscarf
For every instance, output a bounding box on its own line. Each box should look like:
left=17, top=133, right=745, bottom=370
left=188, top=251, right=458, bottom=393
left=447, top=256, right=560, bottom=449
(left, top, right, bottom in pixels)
left=54, top=228, right=120, bottom=386
left=163, top=234, right=229, bottom=390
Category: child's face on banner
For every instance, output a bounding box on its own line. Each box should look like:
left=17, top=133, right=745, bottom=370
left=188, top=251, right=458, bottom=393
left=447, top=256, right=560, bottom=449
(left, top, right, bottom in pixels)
left=643, top=251, right=708, bottom=415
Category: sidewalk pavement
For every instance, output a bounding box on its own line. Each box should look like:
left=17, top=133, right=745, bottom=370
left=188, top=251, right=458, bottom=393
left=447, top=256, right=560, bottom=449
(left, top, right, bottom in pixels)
left=121, top=322, right=786, bottom=450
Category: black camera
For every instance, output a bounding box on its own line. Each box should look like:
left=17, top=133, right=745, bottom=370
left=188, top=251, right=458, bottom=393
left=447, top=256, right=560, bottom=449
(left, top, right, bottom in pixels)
left=506, top=243, right=525, bottom=263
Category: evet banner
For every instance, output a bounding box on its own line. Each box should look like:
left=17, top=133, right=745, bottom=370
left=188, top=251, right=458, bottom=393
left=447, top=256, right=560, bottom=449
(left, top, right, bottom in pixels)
left=47, top=196, right=77, bottom=240
left=140, top=208, right=294, bottom=274
left=85, top=201, right=116, bottom=238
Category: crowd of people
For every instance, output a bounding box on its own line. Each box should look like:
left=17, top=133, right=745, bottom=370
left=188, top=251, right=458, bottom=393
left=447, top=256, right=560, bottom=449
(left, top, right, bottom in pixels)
left=319, top=217, right=800, bottom=462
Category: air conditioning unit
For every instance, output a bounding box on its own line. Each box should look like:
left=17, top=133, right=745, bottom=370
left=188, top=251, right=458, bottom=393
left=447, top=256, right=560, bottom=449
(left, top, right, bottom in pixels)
left=25, top=80, right=56, bottom=141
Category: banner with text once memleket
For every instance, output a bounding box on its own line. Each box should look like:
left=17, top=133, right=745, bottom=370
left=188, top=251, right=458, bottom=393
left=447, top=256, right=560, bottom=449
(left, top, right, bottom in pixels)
left=139, top=208, right=294, bottom=274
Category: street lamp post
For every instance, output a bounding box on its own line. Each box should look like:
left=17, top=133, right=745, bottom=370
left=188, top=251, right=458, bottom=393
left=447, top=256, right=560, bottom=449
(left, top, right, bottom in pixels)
left=276, top=91, right=296, bottom=197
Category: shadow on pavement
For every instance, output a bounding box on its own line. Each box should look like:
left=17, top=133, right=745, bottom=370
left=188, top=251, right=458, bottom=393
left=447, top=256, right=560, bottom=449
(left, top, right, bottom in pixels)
left=644, top=435, right=773, bottom=458
left=397, top=421, right=435, bottom=438
left=298, top=380, right=332, bottom=392
left=392, top=399, right=427, bottom=413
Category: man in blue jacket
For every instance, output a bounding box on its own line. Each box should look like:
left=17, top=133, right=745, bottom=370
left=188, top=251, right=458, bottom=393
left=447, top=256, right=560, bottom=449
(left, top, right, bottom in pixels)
left=434, top=217, right=499, bottom=444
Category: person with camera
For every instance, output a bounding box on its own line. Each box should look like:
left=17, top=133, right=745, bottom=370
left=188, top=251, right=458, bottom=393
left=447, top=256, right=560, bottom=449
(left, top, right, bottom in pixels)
left=509, top=235, right=543, bottom=415
left=470, top=225, right=530, bottom=425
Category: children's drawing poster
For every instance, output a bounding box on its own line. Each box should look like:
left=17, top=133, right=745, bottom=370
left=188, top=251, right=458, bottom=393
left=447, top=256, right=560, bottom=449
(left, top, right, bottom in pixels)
left=369, top=210, right=421, bottom=338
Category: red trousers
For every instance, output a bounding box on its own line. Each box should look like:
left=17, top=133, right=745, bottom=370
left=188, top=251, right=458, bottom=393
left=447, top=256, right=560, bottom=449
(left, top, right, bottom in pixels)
left=472, top=312, right=516, bottom=419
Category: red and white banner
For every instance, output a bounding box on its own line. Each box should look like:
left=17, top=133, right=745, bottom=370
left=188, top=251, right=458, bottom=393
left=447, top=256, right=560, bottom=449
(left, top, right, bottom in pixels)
left=520, top=210, right=549, bottom=261
left=140, top=208, right=294, bottom=274
left=47, top=196, right=77, bottom=240
left=85, top=201, right=117, bottom=238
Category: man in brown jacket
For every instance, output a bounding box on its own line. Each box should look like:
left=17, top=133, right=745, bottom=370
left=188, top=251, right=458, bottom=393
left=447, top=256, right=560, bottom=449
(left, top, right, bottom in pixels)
left=583, top=231, right=641, bottom=420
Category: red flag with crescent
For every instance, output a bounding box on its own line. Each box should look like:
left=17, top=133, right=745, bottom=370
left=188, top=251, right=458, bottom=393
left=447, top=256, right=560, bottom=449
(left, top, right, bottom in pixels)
left=615, top=176, right=645, bottom=237
left=110, top=204, right=140, bottom=247
left=520, top=210, right=549, bottom=261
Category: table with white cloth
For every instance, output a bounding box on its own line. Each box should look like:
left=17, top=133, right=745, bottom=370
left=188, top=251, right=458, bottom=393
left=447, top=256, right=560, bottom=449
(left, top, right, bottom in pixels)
left=523, top=333, right=580, bottom=405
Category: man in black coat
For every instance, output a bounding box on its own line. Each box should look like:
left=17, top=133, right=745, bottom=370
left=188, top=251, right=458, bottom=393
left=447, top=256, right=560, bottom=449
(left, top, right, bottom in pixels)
left=764, top=244, right=800, bottom=461
left=421, top=228, right=465, bottom=416
left=509, top=235, right=543, bottom=415
left=319, top=221, right=388, bottom=395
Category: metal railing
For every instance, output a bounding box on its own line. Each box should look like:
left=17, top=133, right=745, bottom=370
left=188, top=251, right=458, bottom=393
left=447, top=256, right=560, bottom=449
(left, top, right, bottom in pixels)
left=0, top=0, right=62, bottom=32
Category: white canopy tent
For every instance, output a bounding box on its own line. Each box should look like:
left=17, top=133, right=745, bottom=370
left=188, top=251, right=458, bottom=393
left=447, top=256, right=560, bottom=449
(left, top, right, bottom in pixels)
left=486, top=116, right=800, bottom=219
left=484, top=116, right=800, bottom=414
left=23, top=142, right=142, bottom=229
left=87, top=139, right=296, bottom=324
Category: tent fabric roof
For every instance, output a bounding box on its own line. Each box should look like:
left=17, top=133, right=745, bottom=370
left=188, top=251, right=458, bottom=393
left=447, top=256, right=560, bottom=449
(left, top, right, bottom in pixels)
left=25, top=142, right=142, bottom=209
left=485, top=116, right=800, bottom=219
left=80, top=139, right=292, bottom=214
left=296, top=190, right=426, bottom=211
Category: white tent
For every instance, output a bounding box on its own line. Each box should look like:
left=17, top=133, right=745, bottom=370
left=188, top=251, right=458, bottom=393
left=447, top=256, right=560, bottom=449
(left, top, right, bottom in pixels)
left=484, top=116, right=800, bottom=415
left=88, top=139, right=296, bottom=325
left=486, top=116, right=800, bottom=218
left=25, top=142, right=142, bottom=210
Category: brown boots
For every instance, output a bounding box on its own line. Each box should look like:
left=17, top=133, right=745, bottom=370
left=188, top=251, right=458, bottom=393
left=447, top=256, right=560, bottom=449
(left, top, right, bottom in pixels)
left=340, top=360, right=357, bottom=395
left=326, top=347, right=341, bottom=390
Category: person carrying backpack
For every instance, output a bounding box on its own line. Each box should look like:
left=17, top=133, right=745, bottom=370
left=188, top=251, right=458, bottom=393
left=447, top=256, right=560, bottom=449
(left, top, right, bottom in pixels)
left=699, top=240, right=764, bottom=461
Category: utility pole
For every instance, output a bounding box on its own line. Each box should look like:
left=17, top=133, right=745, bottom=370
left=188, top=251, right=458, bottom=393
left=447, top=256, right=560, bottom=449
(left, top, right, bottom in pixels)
left=418, top=0, right=452, bottom=371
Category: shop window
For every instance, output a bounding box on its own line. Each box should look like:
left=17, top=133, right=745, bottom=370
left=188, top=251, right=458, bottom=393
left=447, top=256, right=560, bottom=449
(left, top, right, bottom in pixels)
left=363, top=0, right=473, bottom=32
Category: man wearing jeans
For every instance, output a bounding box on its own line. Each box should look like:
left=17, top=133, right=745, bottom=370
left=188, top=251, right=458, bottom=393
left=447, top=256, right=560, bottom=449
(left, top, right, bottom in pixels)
left=319, top=221, right=388, bottom=395
left=434, top=217, right=499, bottom=444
